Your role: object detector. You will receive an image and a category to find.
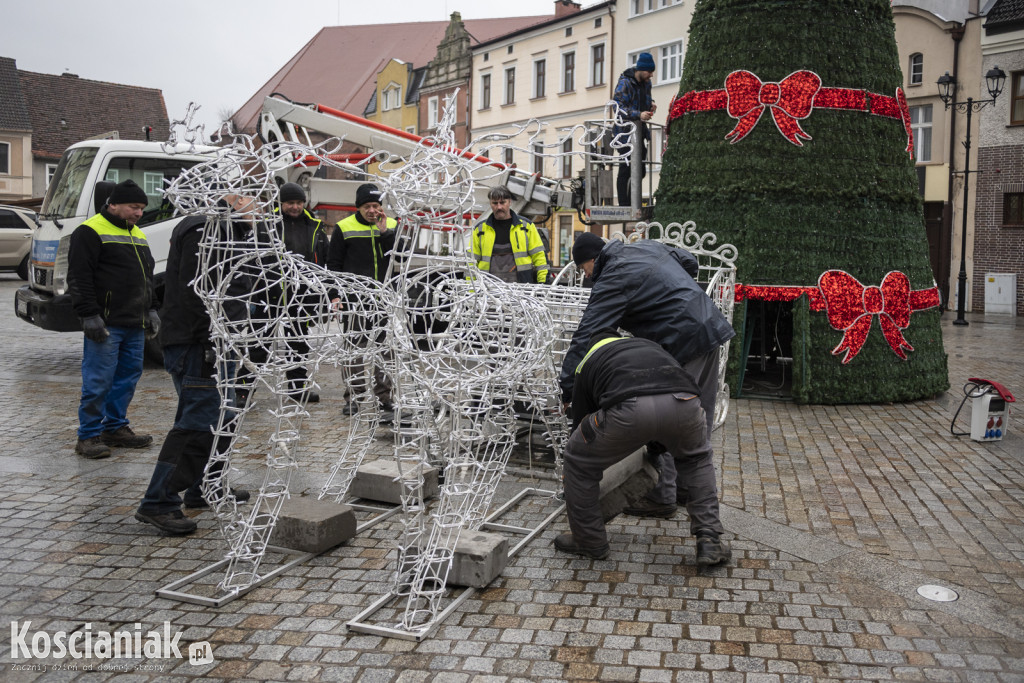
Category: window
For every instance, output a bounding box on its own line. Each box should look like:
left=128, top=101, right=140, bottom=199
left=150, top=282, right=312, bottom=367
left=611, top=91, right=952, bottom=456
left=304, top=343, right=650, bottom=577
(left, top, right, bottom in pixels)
left=660, top=42, right=682, bottom=82
left=650, top=127, right=663, bottom=164
left=104, top=169, right=120, bottom=183
left=480, top=73, right=491, bottom=109
left=406, top=126, right=415, bottom=134
left=1012, top=71, right=1024, bottom=125
left=532, top=143, right=544, bottom=175
left=594, top=17, right=602, bottom=28
left=45, top=163, right=58, bottom=189
left=558, top=215, right=573, bottom=266
left=427, top=97, right=439, bottom=128
left=143, top=171, right=163, bottom=196
left=103, top=156, right=199, bottom=227
left=382, top=84, right=402, bottom=111
left=909, top=104, right=932, bottom=163
left=504, top=67, right=516, bottom=105
left=561, top=138, right=572, bottom=178
left=483, top=53, right=489, bottom=62
left=631, top=0, right=681, bottom=15
left=504, top=147, right=514, bottom=167
left=909, top=54, right=923, bottom=86
left=565, top=27, right=573, bottom=37
left=562, top=51, right=576, bottom=93
left=591, top=44, right=605, bottom=87
left=0, top=141, right=8, bottom=174
left=534, top=59, right=546, bottom=99
left=507, top=45, right=513, bottom=55
left=1004, top=193, right=1024, bottom=225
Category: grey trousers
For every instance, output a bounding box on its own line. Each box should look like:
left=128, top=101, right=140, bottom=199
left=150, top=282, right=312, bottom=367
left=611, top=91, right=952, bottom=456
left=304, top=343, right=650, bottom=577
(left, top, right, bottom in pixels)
left=562, top=391, right=724, bottom=550
left=647, top=348, right=720, bottom=505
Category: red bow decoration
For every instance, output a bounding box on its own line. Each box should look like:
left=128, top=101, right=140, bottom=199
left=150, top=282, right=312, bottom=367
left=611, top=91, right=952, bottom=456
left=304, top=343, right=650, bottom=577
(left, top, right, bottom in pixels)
left=896, top=87, right=915, bottom=159
left=725, top=70, right=821, bottom=146
left=819, top=270, right=914, bottom=364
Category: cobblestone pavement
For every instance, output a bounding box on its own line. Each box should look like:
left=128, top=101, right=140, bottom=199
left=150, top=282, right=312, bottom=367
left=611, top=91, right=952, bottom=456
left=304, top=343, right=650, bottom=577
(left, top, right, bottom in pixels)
left=0, top=273, right=1021, bottom=682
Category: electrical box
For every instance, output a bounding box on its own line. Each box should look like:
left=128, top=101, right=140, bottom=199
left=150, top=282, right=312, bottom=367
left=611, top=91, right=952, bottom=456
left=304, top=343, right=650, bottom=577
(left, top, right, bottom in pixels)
left=984, top=273, right=1017, bottom=315
left=970, top=392, right=1010, bottom=442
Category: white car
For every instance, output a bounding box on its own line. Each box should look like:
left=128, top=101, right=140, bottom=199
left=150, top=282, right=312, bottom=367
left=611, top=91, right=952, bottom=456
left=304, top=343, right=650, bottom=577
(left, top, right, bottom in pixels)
left=0, top=204, right=36, bottom=280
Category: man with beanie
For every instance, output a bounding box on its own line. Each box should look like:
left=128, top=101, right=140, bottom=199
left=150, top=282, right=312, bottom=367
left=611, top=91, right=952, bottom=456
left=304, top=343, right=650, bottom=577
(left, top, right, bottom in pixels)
left=277, top=182, right=329, bottom=267
left=471, top=185, right=549, bottom=284
left=612, top=52, right=657, bottom=207
left=555, top=331, right=728, bottom=566
left=67, top=179, right=160, bottom=459
left=327, top=183, right=396, bottom=280
left=328, top=183, right=397, bottom=413
left=135, top=195, right=253, bottom=535
left=261, top=182, right=329, bottom=403
left=560, top=232, right=735, bottom=565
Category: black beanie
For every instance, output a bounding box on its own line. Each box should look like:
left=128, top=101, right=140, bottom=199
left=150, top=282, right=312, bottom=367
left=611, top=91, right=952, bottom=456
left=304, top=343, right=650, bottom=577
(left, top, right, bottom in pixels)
left=572, top=232, right=605, bottom=265
left=280, top=182, right=306, bottom=203
left=107, top=179, right=148, bottom=206
left=355, top=183, right=382, bottom=208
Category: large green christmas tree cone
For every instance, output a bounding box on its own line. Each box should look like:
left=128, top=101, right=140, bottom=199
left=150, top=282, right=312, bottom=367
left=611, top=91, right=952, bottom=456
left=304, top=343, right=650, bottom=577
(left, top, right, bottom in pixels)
left=655, top=0, right=948, bottom=404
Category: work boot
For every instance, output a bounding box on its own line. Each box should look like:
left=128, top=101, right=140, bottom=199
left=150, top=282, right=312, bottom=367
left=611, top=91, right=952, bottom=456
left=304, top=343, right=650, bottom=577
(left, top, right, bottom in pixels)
left=134, top=509, right=197, bottom=536
left=75, top=436, right=111, bottom=459
left=304, top=391, right=320, bottom=404
left=554, top=533, right=610, bottom=560
left=695, top=532, right=731, bottom=567
left=341, top=401, right=358, bottom=416
left=622, top=498, right=677, bottom=519
left=101, top=426, right=153, bottom=449
left=184, top=487, right=252, bottom=509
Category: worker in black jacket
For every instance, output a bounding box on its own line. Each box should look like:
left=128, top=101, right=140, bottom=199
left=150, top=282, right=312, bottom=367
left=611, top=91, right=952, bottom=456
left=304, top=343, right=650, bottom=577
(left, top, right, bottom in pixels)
left=327, top=183, right=396, bottom=281
left=560, top=233, right=736, bottom=519
left=67, top=179, right=160, bottom=459
left=555, top=331, right=729, bottom=566
left=268, top=182, right=329, bottom=402
left=135, top=199, right=253, bottom=536
left=276, top=182, right=329, bottom=266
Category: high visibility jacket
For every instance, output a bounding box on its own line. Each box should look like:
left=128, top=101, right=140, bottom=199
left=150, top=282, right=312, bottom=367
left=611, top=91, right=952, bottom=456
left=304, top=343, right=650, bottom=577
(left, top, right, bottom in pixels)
left=274, top=207, right=328, bottom=266
left=66, top=211, right=157, bottom=328
left=471, top=212, right=549, bottom=284
left=327, top=213, right=397, bottom=281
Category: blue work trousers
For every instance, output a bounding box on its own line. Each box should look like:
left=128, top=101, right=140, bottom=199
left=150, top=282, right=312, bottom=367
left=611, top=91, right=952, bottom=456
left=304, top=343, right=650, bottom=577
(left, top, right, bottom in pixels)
left=78, top=326, right=145, bottom=440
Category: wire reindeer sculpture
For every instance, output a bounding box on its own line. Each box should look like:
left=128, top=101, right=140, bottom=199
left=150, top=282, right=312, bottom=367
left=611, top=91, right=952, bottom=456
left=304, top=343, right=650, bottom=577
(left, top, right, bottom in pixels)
left=157, top=97, right=631, bottom=632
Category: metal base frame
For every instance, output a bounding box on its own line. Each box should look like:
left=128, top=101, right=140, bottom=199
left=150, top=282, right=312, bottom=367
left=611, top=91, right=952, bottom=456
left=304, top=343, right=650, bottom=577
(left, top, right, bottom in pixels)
left=155, top=502, right=402, bottom=607
left=345, top=486, right=565, bottom=641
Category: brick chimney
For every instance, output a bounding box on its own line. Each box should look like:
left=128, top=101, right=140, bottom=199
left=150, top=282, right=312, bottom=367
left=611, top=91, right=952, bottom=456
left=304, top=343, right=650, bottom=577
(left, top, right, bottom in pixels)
left=555, top=0, right=582, bottom=18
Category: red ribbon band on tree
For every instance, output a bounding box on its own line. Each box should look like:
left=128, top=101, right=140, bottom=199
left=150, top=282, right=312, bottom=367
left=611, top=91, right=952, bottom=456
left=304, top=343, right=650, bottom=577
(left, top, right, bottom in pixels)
left=667, top=69, right=914, bottom=157
left=734, top=271, right=940, bottom=364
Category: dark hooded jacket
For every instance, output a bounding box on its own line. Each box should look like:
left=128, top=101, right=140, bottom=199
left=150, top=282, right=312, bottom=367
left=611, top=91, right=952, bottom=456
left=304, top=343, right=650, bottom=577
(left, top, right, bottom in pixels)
left=159, top=215, right=253, bottom=347
left=559, top=239, right=736, bottom=403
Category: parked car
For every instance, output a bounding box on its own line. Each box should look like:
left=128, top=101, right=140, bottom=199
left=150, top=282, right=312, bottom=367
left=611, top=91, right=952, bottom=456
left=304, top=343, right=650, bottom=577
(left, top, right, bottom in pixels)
left=0, top=205, right=36, bottom=280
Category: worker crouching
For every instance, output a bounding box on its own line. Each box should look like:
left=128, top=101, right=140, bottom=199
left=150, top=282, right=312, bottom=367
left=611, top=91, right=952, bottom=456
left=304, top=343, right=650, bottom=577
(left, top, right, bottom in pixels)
left=555, top=330, right=730, bottom=566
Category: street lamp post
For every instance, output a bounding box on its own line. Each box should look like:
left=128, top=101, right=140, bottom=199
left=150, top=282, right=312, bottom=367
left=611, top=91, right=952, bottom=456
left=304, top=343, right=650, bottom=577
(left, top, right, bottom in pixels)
left=937, top=66, right=1006, bottom=326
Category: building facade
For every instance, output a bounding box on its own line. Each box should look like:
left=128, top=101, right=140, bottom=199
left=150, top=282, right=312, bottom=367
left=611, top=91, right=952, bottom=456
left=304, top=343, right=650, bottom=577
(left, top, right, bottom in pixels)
left=894, top=1, right=991, bottom=312
left=975, top=0, right=1024, bottom=315
left=471, top=1, right=616, bottom=266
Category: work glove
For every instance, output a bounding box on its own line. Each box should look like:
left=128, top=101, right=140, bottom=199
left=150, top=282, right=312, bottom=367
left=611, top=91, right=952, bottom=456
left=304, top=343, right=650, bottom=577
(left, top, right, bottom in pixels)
left=81, top=315, right=109, bottom=343
left=145, top=309, right=161, bottom=339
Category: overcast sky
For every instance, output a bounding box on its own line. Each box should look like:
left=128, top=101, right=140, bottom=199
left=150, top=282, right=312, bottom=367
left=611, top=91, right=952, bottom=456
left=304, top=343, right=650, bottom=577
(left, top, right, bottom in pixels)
left=2, top=0, right=565, bottom=135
